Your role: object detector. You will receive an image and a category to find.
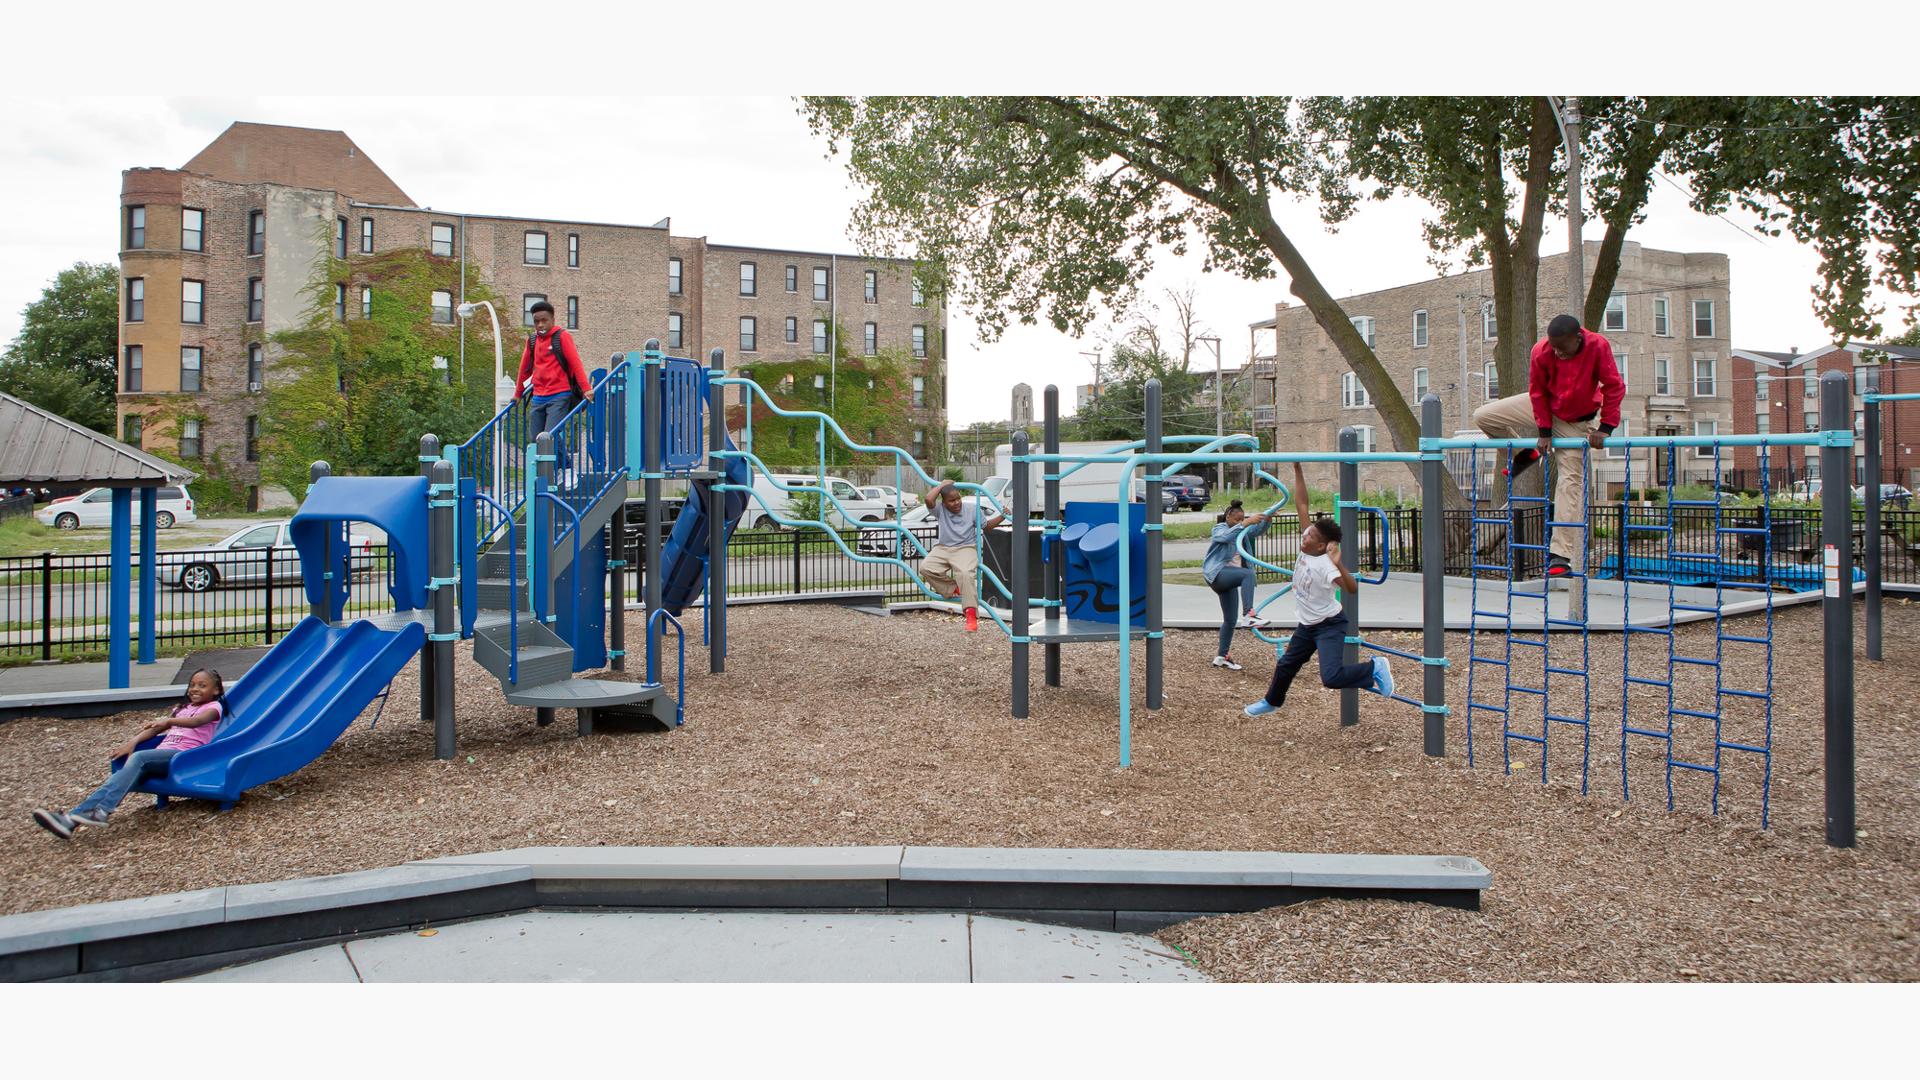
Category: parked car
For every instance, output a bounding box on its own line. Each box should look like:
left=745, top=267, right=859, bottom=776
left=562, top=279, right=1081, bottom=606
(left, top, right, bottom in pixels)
left=856, top=494, right=1011, bottom=558
left=857, top=485, right=910, bottom=514
left=743, top=473, right=891, bottom=530
left=1787, top=480, right=1823, bottom=502
left=1853, top=483, right=1914, bottom=508
left=35, top=486, right=196, bottom=530
left=1162, top=473, right=1211, bottom=510
left=162, top=521, right=378, bottom=593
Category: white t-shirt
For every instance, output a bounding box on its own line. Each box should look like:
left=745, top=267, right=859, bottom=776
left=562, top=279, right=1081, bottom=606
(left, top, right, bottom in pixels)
left=1293, top=551, right=1343, bottom=625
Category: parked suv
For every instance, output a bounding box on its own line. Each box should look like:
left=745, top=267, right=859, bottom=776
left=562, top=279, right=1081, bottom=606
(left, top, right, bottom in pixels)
left=1853, top=483, right=1914, bottom=508
left=1162, top=473, right=1211, bottom=511
left=35, top=486, right=196, bottom=530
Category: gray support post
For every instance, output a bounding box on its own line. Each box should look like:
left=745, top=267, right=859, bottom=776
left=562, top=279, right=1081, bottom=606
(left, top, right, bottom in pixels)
left=644, top=339, right=665, bottom=684
left=308, top=461, right=331, bottom=622
left=1339, top=426, right=1360, bottom=728
left=1043, top=384, right=1062, bottom=687
left=1865, top=397, right=1882, bottom=662
left=419, top=435, right=440, bottom=722
left=533, top=433, right=556, bottom=622
left=429, top=460, right=457, bottom=760
left=1420, top=395, right=1447, bottom=756
left=1011, top=430, right=1031, bottom=718
left=708, top=347, right=728, bottom=674
left=1819, top=370, right=1855, bottom=848
left=609, top=525, right=626, bottom=673
left=1144, top=378, right=1164, bottom=711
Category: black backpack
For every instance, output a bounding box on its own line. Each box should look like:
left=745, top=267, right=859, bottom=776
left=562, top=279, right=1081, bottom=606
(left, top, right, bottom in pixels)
left=524, top=328, right=585, bottom=396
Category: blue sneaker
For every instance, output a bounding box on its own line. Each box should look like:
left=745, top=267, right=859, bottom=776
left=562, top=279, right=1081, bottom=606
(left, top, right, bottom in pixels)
left=1372, top=656, right=1395, bottom=699
left=1244, top=700, right=1279, bottom=717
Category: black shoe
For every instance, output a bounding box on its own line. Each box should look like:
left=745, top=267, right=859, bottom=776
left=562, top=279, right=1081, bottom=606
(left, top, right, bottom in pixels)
left=31, top=808, right=73, bottom=840
left=1506, top=449, right=1540, bottom=479
left=1546, top=556, right=1572, bottom=577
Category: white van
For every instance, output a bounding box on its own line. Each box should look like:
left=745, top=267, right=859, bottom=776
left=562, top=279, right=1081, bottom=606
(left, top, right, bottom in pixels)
left=35, top=485, right=197, bottom=530
left=745, top=473, right=892, bottom=530
left=990, top=441, right=1150, bottom=513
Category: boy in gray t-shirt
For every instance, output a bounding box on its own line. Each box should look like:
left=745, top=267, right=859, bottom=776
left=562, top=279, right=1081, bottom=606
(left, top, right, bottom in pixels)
left=919, top=479, right=1006, bottom=631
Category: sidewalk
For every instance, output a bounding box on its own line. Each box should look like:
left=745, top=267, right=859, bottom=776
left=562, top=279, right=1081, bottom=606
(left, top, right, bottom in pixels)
left=0, top=658, right=181, bottom=694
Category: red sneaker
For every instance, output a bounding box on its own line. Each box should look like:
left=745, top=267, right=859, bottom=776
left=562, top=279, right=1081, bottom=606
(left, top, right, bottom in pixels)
left=965, top=607, right=979, bottom=632
left=1505, top=448, right=1540, bottom=479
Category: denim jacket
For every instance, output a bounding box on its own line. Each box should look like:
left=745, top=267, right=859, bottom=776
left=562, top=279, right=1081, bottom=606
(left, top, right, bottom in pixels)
left=1203, top=517, right=1270, bottom=584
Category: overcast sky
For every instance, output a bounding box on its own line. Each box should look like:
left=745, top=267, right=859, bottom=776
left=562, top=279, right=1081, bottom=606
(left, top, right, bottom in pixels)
left=2, top=91, right=1913, bottom=427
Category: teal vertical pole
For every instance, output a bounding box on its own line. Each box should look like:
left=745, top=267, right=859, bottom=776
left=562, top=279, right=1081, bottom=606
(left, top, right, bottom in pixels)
left=108, top=488, right=131, bottom=689
left=137, top=486, right=157, bottom=665
left=1865, top=397, right=1882, bottom=662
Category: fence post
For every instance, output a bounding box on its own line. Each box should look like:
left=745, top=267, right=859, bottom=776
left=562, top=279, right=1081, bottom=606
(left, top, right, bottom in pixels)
left=1819, top=370, right=1855, bottom=848
left=792, top=529, right=802, bottom=594
left=1865, top=396, right=1882, bottom=662
left=264, top=544, right=275, bottom=645
left=1421, top=395, right=1446, bottom=757
left=40, top=551, right=53, bottom=662
left=1339, top=426, right=1359, bottom=728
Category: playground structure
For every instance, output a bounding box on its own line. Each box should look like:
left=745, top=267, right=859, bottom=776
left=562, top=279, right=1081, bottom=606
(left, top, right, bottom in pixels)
left=1863, top=389, right=1920, bottom=662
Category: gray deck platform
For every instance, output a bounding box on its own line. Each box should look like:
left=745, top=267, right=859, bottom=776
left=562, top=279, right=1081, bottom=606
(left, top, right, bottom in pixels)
left=501, top=678, right=665, bottom=709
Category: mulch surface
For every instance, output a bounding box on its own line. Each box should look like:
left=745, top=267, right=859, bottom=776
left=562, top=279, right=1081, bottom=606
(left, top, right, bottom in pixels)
left=2, top=599, right=1916, bottom=982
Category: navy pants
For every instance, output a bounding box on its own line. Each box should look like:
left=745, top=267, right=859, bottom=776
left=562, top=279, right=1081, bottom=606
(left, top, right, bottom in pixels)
left=528, top=391, right=582, bottom=467
left=1209, top=567, right=1257, bottom=656
left=1262, top=614, right=1375, bottom=707
left=73, top=748, right=179, bottom=817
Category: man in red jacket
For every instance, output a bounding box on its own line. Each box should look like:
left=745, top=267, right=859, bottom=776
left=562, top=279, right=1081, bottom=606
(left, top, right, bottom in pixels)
left=516, top=300, right=594, bottom=481
left=1472, top=314, right=1625, bottom=577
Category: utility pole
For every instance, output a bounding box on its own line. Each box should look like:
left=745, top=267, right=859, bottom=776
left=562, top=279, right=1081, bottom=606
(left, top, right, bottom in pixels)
left=1457, top=294, right=1471, bottom=431
left=1198, top=334, right=1224, bottom=489
left=1080, top=347, right=1103, bottom=411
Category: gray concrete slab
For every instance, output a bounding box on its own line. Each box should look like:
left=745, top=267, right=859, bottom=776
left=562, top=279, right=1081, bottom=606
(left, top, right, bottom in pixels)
left=1281, top=853, right=1492, bottom=890
left=902, top=846, right=1299, bottom=886
left=968, top=916, right=1204, bottom=983
left=0, top=660, right=182, bottom=694
left=417, top=845, right=904, bottom=881
left=0, top=887, right=226, bottom=953
left=186, top=944, right=360, bottom=983
left=224, top=864, right=533, bottom=921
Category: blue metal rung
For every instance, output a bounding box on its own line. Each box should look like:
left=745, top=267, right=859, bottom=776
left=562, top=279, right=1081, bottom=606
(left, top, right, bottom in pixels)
left=1510, top=637, right=1548, bottom=648
left=1545, top=617, right=1587, bottom=629
left=1719, top=687, right=1770, bottom=701
left=1471, top=517, right=1510, bottom=526
left=1510, top=685, right=1547, bottom=697
left=1546, top=665, right=1587, bottom=678
left=1469, top=702, right=1508, bottom=714
left=1673, top=656, right=1717, bottom=667
left=1672, top=603, right=1721, bottom=614
left=1507, top=495, right=1550, bottom=503
left=1506, top=732, right=1546, bottom=745
left=1359, top=641, right=1429, bottom=663
left=1546, top=520, right=1591, bottom=529
left=1718, top=526, right=1768, bottom=535
left=1470, top=656, right=1509, bottom=667
left=1471, top=609, right=1511, bottom=619
left=1624, top=624, right=1672, bottom=636
left=1510, top=542, right=1549, bottom=551
left=1545, top=713, right=1589, bottom=726
left=1624, top=725, right=1670, bottom=739
left=1720, top=740, right=1769, bottom=755
left=1720, top=634, right=1769, bottom=645
left=1385, top=692, right=1426, bottom=709
left=1672, top=707, right=1720, bottom=721
left=1670, top=760, right=1720, bottom=775
left=1625, top=675, right=1670, bottom=688
left=1623, top=523, right=1672, bottom=531
left=1669, top=499, right=1719, bottom=507
left=1472, top=563, right=1511, bottom=573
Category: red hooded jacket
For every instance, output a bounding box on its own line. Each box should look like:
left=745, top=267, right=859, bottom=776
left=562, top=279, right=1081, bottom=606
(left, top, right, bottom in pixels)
left=515, top=328, right=592, bottom=400
left=1528, top=329, right=1625, bottom=435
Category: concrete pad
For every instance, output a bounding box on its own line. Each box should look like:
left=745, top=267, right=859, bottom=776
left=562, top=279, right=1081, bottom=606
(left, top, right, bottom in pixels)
left=224, top=864, right=533, bottom=921
left=902, top=847, right=1299, bottom=886
left=186, top=944, right=360, bottom=983
left=416, top=845, right=904, bottom=880
left=339, top=911, right=972, bottom=983
left=1281, top=853, right=1491, bottom=890
left=0, top=888, right=226, bottom=954
left=968, top=916, right=1204, bottom=983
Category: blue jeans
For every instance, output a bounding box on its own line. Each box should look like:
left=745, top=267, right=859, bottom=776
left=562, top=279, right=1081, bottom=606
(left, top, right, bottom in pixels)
left=1262, top=614, right=1375, bottom=708
left=1209, top=566, right=1257, bottom=656
left=528, top=392, right=582, bottom=468
left=73, top=747, right=179, bottom=817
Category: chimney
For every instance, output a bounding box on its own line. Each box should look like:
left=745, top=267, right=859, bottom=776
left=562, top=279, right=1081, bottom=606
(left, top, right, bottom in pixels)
left=1789, top=345, right=1798, bottom=356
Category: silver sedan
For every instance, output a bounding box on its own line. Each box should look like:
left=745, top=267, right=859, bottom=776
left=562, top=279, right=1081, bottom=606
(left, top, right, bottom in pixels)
left=162, top=521, right=378, bottom=592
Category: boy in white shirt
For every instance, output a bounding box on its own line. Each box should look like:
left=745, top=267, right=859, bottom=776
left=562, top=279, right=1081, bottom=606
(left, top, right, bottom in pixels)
left=1245, top=462, right=1394, bottom=717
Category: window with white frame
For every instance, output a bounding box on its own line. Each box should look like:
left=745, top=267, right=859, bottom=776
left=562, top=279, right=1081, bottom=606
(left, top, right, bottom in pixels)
left=180, top=346, right=202, bottom=393
left=1804, top=369, right=1818, bottom=399
left=247, top=278, right=263, bottom=322
left=1756, top=413, right=1771, bottom=435
left=912, top=276, right=925, bottom=306
left=1607, top=419, right=1628, bottom=458
left=182, top=208, right=205, bottom=252
left=911, top=325, right=927, bottom=358
left=247, top=344, right=262, bottom=390
left=1412, top=367, right=1429, bottom=401
left=431, top=223, right=454, bottom=258
left=812, top=320, right=829, bottom=354
left=913, top=428, right=925, bottom=452
left=667, top=312, right=683, bottom=349
left=1340, top=371, right=1370, bottom=408
left=739, top=316, right=757, bottom=352
left=431, top=290, right=452, bottom=324
left=667, top=257, right=683, bottom=295
left=335, top=216, right=348, bottom=259
left=1483, top=301, right=1497, bottom=340
left=784, top=316, right=797, bottom=343
left=784, top=265, right=798, bottom=293
left=566, top=233, right=579, bottom=269
left=521, top=293, right=546, bottom=326
left=524, top=231, right=548, bottom=266
left=1412, top=309, right=1428, bottom=348
left=913, top=376, right=926, bottom=409
left=182, top=280, right=204, bottom=324
left=1353, top=425, right=1376, bottom=453
left=1614, top=351, right=1628, bottom=394
left=863, top=322, right=877, bottom=355
left=126, top=206, right=145, bottom=249
left=1693, top=355, right=1717, bottom=397
left=1692, top=299, right=1716, bottom=338
left=179, top=418, right=202, bottom=458
left=124, top=345, right=142, bottom=392
left=1756, top=372, right=1770, bottom=403
left=812, top=266, right=830, bottom=301
left=333, top=284, right=346, bottom=321
left=1484, top=362, right=1499, bottom=400
left=738, top=261, right=756, bottom=296
left=1652, top=296, right=1670, bottom=336
left=361, top=217, right=374, bottom=254
left=1693, top=419, right=1717, bottom=458
left=566, top=295, right=578, bottom=330
left=360, top=285, right=372, bottom=319
left=126, top=277, right=143, bottom=321
left=1604, top=293, right=1626, bottom=332
left=1350, top=316, right=1375, bottom=348
left=863, top=270, right=877, bottom=303
left=1654, top=355, right=1672, bottom=396
left=1855, top=366, right=1881, bottom=395
left=249, top=211, right=267, bottom=255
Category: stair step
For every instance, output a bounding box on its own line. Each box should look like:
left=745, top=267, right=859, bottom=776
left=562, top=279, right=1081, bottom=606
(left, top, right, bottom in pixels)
left=471, top=618, right=574, bottom=688
left=503, top=678, right=665, bottom=709
left=476, top=577, right=529, bottom=612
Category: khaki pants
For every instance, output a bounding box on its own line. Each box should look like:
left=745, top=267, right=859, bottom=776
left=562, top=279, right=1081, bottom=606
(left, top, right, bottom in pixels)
left=1472, top=392, right=1593, bottom=564
left=920, top=543, right=980, bottom=609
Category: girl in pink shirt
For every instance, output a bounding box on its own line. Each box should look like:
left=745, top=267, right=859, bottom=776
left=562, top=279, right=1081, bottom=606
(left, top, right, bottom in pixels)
left=31, top=669, right=227, bottom=839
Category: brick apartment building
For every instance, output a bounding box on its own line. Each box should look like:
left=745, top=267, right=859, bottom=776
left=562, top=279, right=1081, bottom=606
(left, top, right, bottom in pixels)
left=1729, top=342, right=1920, bottom=491
left=116, top=122, right=946, bottom=506
left=1250, top=242, right=1731, bottom=496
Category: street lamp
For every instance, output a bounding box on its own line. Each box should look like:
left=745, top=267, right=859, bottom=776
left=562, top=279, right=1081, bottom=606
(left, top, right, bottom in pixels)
left=456, top=300, right=512, bottom=414
left=1197, top=334, right=1225, bottom=489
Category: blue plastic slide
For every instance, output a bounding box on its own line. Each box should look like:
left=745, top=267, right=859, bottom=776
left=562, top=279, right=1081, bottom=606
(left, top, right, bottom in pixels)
left=659, top=430, right=750, bottom=614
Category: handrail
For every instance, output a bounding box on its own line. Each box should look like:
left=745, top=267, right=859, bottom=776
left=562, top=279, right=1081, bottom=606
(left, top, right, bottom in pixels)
left=1347, top=503, right=1393, bottom=585
left=457, top=393, right=532, bottom=551
left=646, top=608, right=687, bottom=728
left=470, top=489, right=518, bottom=685
left=547, top=362, right=631, bottom=544
left=538, top=490, right=584, bottom=650
left=717, top=445, right=986, bottom=551
left=1422, top=433, right=1841, bottom=451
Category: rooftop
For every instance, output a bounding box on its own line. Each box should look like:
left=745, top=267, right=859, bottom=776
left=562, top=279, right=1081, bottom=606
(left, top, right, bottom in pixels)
left=0, top=392, right=196, bottom=487
left=183, top=122, right=414, bottom=207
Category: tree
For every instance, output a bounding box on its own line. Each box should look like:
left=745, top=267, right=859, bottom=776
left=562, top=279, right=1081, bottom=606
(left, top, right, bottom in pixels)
left=732, top=316, right=921, bottom=471
left=798, top=96, right=1459, bottom=506
left=0, top=262, right=119, bottom=432
left=1068, top=342, right=1206, bottom=442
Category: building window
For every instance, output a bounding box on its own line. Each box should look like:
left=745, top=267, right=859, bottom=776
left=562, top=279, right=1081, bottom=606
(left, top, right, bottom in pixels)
left=1855, top=366, right=1881, bottom=396
left=431, top=290, right=453, bottom=324
left=180, top=347, right=202, bottom=393
left=864, top=270, right=877, bottom=303
left=913, top=376, right=926, bottom=409
left=522, top=294, right=546, bottom=327
left=813, top=266, right=829, bottom=301
left=1804, top=369, right=1818, bottom=400
left=361, top=285, right=373, bottom=319
left=1692, top=299, right=1716, bottom=338
left=179, top=418, right=201, bottom=459
left=1340, top=371, right=1370, bottom=408
left=430, top=223, right=455, bottom=258
left=1614, top=351, right=1629, bottom=395
left=668, top=312, right=683, bottom=349
left=912, top=276, right=925, bottom=306
left=333, top=284, right=346, bottom=321
left=1484, top=362, right=1499, bottom=400
left=125, top=206, right=145, bottom=250
left=1604, top=293, right=1626, bottom=332
left=1412, top=309, right=1428, bottom=348
left=247, top=278, right=263, bottom=322
left=125, top=277, right=144, bottom=322
left=739, top=317, right=757, bottom=352
left=566, top=233, right=579, bottom=269
left=784, top=316, right=798, bottom=343
left=360, top=217, right=374, bottom=254
left=1654, top=355, right=1672, bottom=397
left=1350, top=316, right=1375, bottom=348
left=245, top=416, right=259, bottom=462
left=1483, top=301, right=1497, bottom=340
left=249, top=210, right=265, bottom=256
left=913, top=429, right=925, bottom=453
left=524, top=231, right=548, bottom=266
left=813, top=373, right=827, bottom=401
left=182, top=208, right=205, bottom=252
left=1412, top=367, right=1428, bottom=400
left=668, top=257, right=683, bottom=295
left=123, top=414, right=143, bottom=447
left=1607, top=419, right=1629, bottom=459
left=785, top=265, right=798, bottom=293
left=1693, top=355, right=1717, bottom=397
left=1755, top=413, right=1771, bottom=436
left=911, top=325, right=927, bottom=358
left=566, top=296, right=578, bottom=330
left=739, top=261, right=757, bottom=296
left=124, top=345, right=142, bottom=392
left=1694, top=419, right=1718, bottom=458
left=863, top=322, right=877, bottom=356
left=1353, top=425, right=1376, bottom=453
left=813, top=320, right=829, bottom=354
left=182, top=279, right=204, bottom=324
left=335, top=216, right=348, bottom=259
left=1756, top=373, right=1770, bottom=402
left=248, top=344, right=263, bottom=391
left=1652, top=296, right=1670, bottom=336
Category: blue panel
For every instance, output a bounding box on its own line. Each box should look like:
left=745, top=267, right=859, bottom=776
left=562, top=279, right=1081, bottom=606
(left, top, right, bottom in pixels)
left=660, top=428, right=751, bottom=614
left=1061, top=500, right=1145, bottom=624
left=138, top=487, right=158, bottom=665
left=290, top=475, right=431, bottom=613
left=554, top=524, right=608, bottom=670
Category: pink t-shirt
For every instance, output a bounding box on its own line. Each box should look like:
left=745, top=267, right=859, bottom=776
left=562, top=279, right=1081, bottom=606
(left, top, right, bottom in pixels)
left=158, top=700, right=224, bottom=751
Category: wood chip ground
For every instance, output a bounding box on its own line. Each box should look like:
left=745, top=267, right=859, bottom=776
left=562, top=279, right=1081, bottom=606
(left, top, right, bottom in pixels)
left=2, top=599, right=1916, bottom=982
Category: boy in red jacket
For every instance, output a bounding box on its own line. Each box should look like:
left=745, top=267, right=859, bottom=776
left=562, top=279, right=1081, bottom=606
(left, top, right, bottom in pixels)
left=516, top=300, right=595, bottom=482
left=1472, top=314, right=1624, bottom=577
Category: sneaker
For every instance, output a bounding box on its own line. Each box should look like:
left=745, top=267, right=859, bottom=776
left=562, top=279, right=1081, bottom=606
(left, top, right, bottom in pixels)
left=1372, top=656, right=1396, bottom=699
left=1212, top=655, right=1243, bottom=671
left=965, top=607, right=979, bottom=632
left=1545, top=555, right=1572, bottom=578
left=1244, top=700, right=1279, bottom=717
left=1236, top=612, right=1268, bottom=629
left=1505, top=448, right=1540, bottom=479
left=31, top=808, right=73, bottom=840
left=67, top=808, right=109, bottom=828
